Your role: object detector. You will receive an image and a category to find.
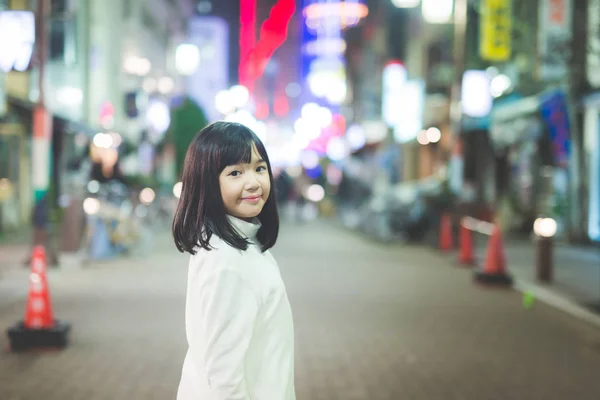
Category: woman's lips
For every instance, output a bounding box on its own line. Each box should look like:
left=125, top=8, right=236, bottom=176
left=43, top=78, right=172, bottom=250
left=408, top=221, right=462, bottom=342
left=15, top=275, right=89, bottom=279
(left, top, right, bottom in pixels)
left=241, top=195, right=261, bottom=202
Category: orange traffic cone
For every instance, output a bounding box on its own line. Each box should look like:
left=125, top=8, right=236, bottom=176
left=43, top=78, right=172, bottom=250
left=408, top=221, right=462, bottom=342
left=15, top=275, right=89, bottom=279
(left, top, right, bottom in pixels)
left=439, top=213, right=454, bottom=252
left=474, top=225, right=513, bottom=286
left=457, top=222, right=475, bottom=266
left=24, top=246, right=54, bottom=329
left=6, top=246, right=71, bottom=351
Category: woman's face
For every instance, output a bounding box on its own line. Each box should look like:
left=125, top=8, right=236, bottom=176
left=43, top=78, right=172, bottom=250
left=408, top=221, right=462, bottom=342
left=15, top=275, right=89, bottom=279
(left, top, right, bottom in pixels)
left=219, top=145, right=271, bottom=221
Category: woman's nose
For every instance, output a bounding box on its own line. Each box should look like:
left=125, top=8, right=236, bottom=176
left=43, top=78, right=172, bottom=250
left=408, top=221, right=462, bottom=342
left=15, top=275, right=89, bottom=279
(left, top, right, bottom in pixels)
left=244, top=172, right=260, bottom=189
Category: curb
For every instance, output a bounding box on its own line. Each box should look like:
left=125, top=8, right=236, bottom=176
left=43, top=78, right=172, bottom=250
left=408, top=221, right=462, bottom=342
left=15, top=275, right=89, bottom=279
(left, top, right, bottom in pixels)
left=512, top=278, right=600, bottom=329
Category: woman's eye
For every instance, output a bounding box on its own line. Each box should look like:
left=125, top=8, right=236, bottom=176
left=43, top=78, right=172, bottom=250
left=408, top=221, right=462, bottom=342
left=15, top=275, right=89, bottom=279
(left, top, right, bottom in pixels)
left=257, top=165, right=267, bottom=172
left=229, top=170, right=242, bottom=177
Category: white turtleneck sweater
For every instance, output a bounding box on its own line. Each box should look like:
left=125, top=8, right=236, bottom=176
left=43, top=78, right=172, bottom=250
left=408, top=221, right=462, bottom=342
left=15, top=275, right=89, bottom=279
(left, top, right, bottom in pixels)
left=177, top=216, right=295, bottom=400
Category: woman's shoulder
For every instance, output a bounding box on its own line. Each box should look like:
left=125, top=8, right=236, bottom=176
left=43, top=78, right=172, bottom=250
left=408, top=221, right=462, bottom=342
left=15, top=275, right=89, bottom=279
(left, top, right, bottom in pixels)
left=190, top=237, right=245, bottom=270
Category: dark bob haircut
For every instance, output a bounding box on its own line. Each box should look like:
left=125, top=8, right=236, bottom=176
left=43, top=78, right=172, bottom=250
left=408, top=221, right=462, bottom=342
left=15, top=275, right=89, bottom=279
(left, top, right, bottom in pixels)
left=172, top=121, right=279, bottom=255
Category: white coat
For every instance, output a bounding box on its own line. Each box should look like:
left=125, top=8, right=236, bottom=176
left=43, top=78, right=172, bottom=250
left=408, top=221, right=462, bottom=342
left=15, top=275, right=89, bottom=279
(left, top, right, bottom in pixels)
left=177, top=216, right=296, bottom=400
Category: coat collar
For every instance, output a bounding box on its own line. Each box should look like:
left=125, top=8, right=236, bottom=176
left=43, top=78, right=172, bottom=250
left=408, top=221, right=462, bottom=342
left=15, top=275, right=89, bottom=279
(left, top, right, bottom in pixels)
left=226, top=215, right=261, bottom=240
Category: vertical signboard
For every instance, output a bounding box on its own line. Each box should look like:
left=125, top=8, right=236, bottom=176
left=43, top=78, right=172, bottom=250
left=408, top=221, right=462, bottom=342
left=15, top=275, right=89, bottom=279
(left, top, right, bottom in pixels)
left=538, top=0, right=572, bottom=81
left=479, top=0, right=512, bottom=62
left=539, top=89, right=571, bottom=167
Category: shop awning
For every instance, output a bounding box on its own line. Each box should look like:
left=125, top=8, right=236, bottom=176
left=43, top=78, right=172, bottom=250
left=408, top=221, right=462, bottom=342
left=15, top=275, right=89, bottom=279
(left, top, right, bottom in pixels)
left=489, top=94, right=543, bottom=149
left=6, top=96, right=98, bottom=136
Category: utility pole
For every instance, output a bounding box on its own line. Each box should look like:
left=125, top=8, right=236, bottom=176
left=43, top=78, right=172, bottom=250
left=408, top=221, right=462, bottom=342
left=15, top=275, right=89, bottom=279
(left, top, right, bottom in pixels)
left=30, top=0, right=57, bottom=265
left=448, top=0, right=468, bottom=194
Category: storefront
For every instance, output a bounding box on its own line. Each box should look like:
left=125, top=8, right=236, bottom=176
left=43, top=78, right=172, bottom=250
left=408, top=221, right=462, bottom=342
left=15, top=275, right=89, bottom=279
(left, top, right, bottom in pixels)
left=489, top=93, right=560, bottom=233
left=0, top=106, right=31, bottom=234
left=583, top=93, right=600, bottom=242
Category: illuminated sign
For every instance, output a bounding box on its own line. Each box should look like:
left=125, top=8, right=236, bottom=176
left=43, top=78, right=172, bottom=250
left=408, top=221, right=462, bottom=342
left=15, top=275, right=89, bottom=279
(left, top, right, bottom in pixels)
left=479, top=0, right=512, bottom=62
left=0, top=11, right=35, bottom=73
left=461, top=70, right=492, bottom=118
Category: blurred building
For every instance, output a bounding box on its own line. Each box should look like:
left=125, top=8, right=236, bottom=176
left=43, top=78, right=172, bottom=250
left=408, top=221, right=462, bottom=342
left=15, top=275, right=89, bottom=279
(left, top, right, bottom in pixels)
left=0, top=0, right=193, bottom=237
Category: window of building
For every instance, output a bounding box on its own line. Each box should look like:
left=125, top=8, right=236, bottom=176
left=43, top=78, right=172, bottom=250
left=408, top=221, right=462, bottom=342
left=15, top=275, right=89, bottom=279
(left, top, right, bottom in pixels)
left=49, top=0, right=77, bottom=66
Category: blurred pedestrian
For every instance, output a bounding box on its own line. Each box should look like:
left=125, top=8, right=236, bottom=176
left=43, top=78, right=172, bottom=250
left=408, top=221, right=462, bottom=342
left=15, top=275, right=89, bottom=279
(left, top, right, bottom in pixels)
left=172, top=122, right=296, bottom=400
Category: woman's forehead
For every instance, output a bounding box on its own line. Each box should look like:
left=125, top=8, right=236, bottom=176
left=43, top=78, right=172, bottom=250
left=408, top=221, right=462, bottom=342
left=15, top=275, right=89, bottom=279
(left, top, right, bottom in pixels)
left=250, top=145, right=262, bottom=161
left=225, top=144, right=263, bottom=166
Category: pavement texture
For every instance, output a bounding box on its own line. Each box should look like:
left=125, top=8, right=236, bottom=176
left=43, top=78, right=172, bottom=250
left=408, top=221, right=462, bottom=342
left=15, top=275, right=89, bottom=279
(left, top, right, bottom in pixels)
left=1, top=220, right=600, bottom=399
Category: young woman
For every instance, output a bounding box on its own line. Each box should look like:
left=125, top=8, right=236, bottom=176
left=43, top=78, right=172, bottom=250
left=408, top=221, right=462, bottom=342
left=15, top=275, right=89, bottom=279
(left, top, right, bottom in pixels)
left=172, top=121, right=296, bottom=399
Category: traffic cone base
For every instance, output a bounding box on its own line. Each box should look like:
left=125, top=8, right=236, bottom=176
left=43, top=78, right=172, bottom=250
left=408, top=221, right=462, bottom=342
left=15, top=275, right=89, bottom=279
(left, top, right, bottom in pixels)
left=6, top=245, right=71, bottom=352
left=473, top=270, right=513, bottom=286
left=7, top=320, right=71, bottom=352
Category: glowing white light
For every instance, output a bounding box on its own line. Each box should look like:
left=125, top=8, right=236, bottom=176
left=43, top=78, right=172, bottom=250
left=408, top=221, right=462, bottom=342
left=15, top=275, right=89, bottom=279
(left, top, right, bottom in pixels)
left=382, top=62, right=408, bottom=126
left=326, top=137, right=350, bottom=161
left=93, top=133, right=113, bottom=149
left=295, top=118, right=321, bottom=140
left=345, top=124, right=366, bottom=151
left=229, top=85, right=250, bottom=108
left=534, top=218, right=558, bottom=238
left=139, top=188, right=156, bottom=205
left=226, top=110, right=257, bottom=131
left=83, top=197, right=100, bottom=215
left=124, top=56, right=151, bottom=76
left=326, top=80, right=347, bottom=105
left=301, top=151, right=320, bottom=169
left=292, top=132, right=310, bottom=150
left=426, top=127, right=441, bottom=143
left=391, top=0, right=420, bottom=7
left=307, top=73, right=330, bottom=97
left=315, top=107, right=333, bottom=128
left=215, top=90, right=235, bottom=115
left=422, top=0, right=453, bottom=23
left=490, top=74, right=512, bottom=98
left=301, top=102, right=320, bottom=120
left=176, top=44, right=200, bottom=76
left=304, top=184, right=325, bottom=202
left=56, top=87, right=83, bottom=106
left=158, top=77, right=175, bottom=94
left=391, top=80, right=425, bottom=143
left=173, top=182, right=183, bottom=199
left=281, top=143, right=300, bottom=166
left=0, top=11, right=35, bottom=73
left=417, top=130, right=429, bottom=145
left=462, top=70, right=493, bottom=117
left=146, top=101, right=171, bottom=134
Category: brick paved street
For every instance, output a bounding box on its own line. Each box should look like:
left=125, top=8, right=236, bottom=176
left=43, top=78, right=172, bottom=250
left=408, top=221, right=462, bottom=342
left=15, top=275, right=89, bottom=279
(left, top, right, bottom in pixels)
left=1, top=220, right=600, bottom=399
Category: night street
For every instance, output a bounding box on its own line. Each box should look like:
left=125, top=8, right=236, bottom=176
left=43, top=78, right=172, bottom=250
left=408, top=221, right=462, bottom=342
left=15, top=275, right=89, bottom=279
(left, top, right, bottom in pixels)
left=1, top=221, right=600, bottom=400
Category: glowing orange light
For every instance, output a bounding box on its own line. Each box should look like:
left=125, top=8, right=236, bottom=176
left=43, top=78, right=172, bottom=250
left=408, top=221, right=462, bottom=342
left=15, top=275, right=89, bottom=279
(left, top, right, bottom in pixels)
left=303, top=2, right=368, bottom=29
